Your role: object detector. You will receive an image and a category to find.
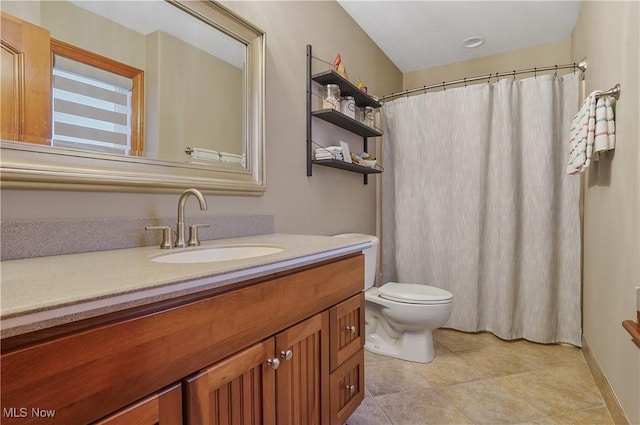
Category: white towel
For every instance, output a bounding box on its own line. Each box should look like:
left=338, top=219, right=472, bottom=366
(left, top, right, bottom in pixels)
left=567, top=91, right=599, bottom=175
left=593, top=95, right=616, bottom=161
left=189, top=147, right=220, bottom=161
left=315, top=146, right=343, bottom=160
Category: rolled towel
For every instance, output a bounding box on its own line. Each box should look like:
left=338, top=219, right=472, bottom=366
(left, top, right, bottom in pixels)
left=593, top=95, right=616, bottom=161
left=567, top=91, right=598, bottom=175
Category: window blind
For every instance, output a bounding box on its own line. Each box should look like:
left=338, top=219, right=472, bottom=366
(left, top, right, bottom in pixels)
left=52, top=54, right=133, bottom=154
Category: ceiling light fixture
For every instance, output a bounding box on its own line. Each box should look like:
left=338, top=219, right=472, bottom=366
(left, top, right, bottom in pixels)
left=461, top=36, right=485, bottom=48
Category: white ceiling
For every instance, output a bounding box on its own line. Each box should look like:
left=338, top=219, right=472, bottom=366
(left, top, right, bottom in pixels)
left=337, top=1, right=583, bottom=73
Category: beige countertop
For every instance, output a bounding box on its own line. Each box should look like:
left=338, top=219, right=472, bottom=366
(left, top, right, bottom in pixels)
left=0, top=233, right=370, bottom=338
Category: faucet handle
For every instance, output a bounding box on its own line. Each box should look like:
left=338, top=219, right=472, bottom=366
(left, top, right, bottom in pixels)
left=145, top=226, right=174, bottom=249
left=188, top=224, right=210, bottom=247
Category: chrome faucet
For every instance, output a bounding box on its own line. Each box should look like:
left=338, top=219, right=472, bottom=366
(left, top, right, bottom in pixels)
left=175, top=188, right=208, bottom=248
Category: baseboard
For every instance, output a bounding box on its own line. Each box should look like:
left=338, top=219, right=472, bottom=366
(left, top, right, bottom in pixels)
left=581, top=336, right=631, bottom=425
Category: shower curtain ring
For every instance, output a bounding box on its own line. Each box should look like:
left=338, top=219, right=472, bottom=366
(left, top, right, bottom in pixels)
left=487, top=73, right=492, bottom=84
left=423, top=85, right=426, bottom=94
left=534, top=67, right=537, bottom=78
left=513, top=70, right=516, bottom=80
left=464, top=77, right=467, bottom=88
left=442, top=82, right=446, bottom=91
left=495, top=72, right=499, bottom=82
left=554, top=65, right=558, bottom=76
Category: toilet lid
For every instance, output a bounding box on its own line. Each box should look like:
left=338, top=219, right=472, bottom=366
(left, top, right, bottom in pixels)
left=378, top=282, right=453, bottom=304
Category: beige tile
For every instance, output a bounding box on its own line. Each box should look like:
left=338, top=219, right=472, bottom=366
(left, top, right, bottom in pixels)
left=496, top=364, right=605, bottom=418
left=433, top=328, right=489, bottom=352
left=441, top=378, right=544, bottom=424
left=365, top=350, right=392, bottom=364
left=356, top=331, right=614, bottom=425
left=375, top=389, right=473, bottom=425
left=501, top=340, right=585, bottom=369
left=365, top=358, right=432, bottom=396
left=347, top=396, right=392, bottom=425
left=410, top=351, right=492, bottom=387
left=548, top=406, right=615, bottom=425
left=454, top=344, right=542, bottom=377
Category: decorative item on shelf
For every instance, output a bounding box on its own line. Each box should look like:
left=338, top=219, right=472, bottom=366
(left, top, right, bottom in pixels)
left=322, top=84, right=341, bottom=110
left=340, top=96, right=356, bottom=119
left=355, top=152, right=377, bottom=168
left=356, top=78, right=367, bottom=93
left=362, top=106, right=375, bottom=127
left=334, top=53, right=349, bottom=80
left=339, top=140, right=352, bottom=163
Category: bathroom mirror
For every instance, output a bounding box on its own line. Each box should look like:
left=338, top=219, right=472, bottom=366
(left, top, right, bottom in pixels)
left=0, top=0, right=265, bottom=194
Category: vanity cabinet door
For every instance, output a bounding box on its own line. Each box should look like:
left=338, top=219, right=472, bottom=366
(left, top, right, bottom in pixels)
left=274, top=312, right=330, bottom=425
left=329, top=349, right=365, bottom=425
left=184, top=339, right=277, bottom=425
left=92, top=384, right=182, bottom=425
left=329, top=293, right=365, bottom=372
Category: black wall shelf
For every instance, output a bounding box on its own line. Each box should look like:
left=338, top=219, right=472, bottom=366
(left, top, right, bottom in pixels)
left=312, top=159, right=382, bottom=175
left=312, top=110, right=382, bottom=138
left=306, top=44, right=383, bottom=185
left=311, top=70, right=382, bottom=108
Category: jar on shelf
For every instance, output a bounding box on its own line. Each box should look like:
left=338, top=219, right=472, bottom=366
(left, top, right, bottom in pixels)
left=362, top=106, right=375, bottom=127
left=322, top=84, right=341, bottom=110
left=340, top=96, right=356, bottom=119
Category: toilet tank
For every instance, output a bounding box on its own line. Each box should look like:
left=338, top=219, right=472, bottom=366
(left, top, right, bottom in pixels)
left=333, top=233, right=378, bottom=290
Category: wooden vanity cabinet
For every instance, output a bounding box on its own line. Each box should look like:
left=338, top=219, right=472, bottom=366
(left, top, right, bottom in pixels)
left=93, top=384, right=183, bottom=425
left=1, top=254, right=365, bottom=425
left=184, top=339, right=277, bottom=424
left=328, top=294, right=365, bottom=425
left=184, top=313, right=330, bottom=425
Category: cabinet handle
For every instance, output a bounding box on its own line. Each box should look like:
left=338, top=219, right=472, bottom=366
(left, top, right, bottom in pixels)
left=266, top=358, right=280, bottom=370
left=280, top=350, right=293, bottom=361
left=345, top=384, right=355, bottom=394
left=346, top=325, right=356, bottom=334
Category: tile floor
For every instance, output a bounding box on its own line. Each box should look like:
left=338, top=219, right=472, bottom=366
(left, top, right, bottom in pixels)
left=347, top=329, right=614, bottom=425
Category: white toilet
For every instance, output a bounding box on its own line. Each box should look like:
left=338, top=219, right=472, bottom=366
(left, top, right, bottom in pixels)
left=335, top=234, right=453, bottom=363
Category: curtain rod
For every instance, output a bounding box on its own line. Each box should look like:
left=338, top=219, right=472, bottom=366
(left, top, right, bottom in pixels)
left=379, top=59, right=588, bottom=102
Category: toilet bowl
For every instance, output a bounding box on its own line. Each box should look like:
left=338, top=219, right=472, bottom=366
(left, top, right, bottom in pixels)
left=334, top=234, right=453, bottom=363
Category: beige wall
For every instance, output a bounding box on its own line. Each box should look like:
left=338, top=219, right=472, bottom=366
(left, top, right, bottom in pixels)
left=145, top=30, right=243, bottom=160
left=572, top=2, right=640, bottom=424
left=0, top=1, right=402, bottom=239
left=403, top=39, right=571, bottom=90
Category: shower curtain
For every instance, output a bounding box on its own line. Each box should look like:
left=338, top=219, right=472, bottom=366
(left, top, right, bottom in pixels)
left=381, top=73, right=582, bottom=346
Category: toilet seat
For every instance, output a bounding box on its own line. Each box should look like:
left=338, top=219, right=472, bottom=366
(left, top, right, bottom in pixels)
left=378, top=282, right=453, bottom=305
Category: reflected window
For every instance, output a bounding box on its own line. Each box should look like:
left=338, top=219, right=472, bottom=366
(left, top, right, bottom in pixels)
left=52, top=61, right=132, bottom=155
left=50, top=39, right=145, bottom=155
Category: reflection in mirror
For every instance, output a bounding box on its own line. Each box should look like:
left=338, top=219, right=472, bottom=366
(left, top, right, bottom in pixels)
left=0, top=0, right=265, bottom=194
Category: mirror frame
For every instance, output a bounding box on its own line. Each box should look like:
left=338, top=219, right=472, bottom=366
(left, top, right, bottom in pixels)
left=0, top=0, right=266, bottom=195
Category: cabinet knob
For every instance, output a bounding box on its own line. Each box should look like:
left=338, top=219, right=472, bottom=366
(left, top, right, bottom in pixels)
left=266, top=358, right=280, bottom=370
left=346, top=325, right=356, bottom=334
left=345, top=384, right=355, bottom=394
left=280, top=350, right=293, bottom=361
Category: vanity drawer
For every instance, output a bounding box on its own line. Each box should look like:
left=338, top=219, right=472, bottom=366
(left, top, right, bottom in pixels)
left=93, top=383, right=182, bottom=425
left=329, top=349, right=364, bottom=425
left=329, top=293, right=365, bottom=372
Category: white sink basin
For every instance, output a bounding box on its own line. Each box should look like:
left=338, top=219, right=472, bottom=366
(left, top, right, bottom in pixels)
left=151, top=245, right=283, bottom=264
